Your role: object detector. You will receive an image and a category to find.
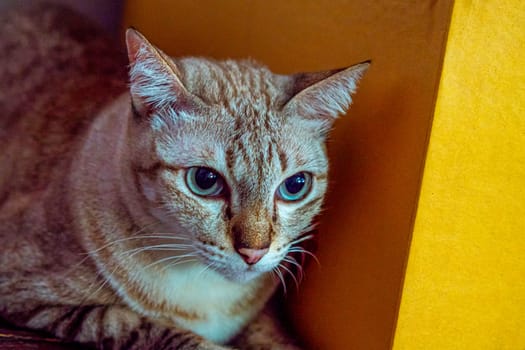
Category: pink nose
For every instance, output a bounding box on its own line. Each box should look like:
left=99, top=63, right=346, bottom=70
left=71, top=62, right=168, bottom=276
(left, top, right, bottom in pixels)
left=237, top=247, right=269, bottom=265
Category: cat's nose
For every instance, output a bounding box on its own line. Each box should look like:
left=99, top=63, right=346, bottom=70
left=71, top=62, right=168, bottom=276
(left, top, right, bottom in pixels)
left=236, top=247, right=269, bottom=265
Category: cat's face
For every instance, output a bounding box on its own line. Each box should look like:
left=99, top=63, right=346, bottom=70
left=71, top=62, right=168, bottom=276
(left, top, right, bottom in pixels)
left=132, top=98, right=329, bottom=282
left=125, top=29, right=368, bottom=283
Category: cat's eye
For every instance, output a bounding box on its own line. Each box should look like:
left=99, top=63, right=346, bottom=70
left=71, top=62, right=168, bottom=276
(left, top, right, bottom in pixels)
left=185, top=167, right=225, bottom=197
left=276, top=172, right=312, bottom=202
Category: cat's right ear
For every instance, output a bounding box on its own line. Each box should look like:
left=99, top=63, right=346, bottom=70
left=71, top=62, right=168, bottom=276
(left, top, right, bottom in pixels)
left=126, top=28, right=197, bottom=118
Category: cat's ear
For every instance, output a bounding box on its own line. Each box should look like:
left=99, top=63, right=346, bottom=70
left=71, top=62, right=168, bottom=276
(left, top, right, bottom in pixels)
left=283, top=61, right=370, bottom=125
left=126, top=28, right=197, bottom=117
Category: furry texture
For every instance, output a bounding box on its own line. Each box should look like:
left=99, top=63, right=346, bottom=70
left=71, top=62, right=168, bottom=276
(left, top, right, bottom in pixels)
left=0, top=4, right=368, bottom=349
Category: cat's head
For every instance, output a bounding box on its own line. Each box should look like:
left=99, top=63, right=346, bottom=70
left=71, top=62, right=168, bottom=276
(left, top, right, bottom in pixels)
left=124, top=29, right=368, bottom=283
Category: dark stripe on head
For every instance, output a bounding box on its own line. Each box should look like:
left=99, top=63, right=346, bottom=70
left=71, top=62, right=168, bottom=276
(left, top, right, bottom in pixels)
left=277, top=144, right=288, bottom=172
left=236, top=138, right=251, bottom=166
left=259, top=71, right=272, bottom=108
left=226, top=117, right=242, bottom=171
left=267, top=142, right=274, bottom=166
left=272, top=200, right=278, bottom=224
left=257, top=149, right=265, bottom=183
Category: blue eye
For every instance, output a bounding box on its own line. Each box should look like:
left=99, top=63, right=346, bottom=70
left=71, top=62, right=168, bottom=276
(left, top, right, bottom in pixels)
left=277, top=172, right=312, bottom=201
left=186, top=167, right=224, bottom=197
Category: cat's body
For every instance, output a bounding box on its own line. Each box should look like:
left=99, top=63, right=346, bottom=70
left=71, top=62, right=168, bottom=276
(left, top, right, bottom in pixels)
left=0, top=4, right=367, bottom=349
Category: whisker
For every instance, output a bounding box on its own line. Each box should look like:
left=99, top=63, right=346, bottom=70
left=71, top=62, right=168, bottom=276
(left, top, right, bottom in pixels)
left=196, top=262, right=215, bottom=279
left=289, top=234, right=315, bottom=247
left=71, top=235, right=192, bottom=279
left=80, top=262, right=120, bottom=304
left=272, top=267, right=287, bottom=295
left=63, top=216, right=195, bottom=304
left=283, top=256, right=304, bottom=283
left=288, top=247, right=320, bottom=266
left=159, top=257, right=199, bottom=273
left=283, top=256, right=302, bottom=270
left=142, top=253, right=198, bottom=270
left=279, top=263, right=299, bottom=290
left=62, top=221, right=164, bottom=276
left=117, top=243, right=194, bottom=260
left=80, top=247, right=196, bottom=302
left=83, top=234, right=191, bottom=256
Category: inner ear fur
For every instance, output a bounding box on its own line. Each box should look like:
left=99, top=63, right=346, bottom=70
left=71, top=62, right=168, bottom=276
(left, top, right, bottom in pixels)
left=125, top=28, right=198, bottom=117
left=283, top=61, right=370, bottom=121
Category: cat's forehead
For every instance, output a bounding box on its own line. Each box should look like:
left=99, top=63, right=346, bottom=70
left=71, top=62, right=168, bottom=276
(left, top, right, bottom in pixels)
left=177, top=57, right=290, bottom=119
left=155, top=58, right=328, bottom=191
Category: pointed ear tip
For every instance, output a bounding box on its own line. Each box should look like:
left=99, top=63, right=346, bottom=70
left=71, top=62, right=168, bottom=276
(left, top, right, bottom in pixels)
left=125, top=27, right=140, bottom=42
left=125, top=28, right=152, bottom=61
left=126, top=27, right=151, bottom=47
left=357, top=60, right=372, bottom=70
left=347, top=60, right=372, bottom=78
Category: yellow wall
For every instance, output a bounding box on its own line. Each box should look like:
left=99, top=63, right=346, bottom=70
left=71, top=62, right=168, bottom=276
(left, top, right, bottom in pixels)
left=123, top=1, right=453, bottom=348
left=393, top=1, right=525, bottom=349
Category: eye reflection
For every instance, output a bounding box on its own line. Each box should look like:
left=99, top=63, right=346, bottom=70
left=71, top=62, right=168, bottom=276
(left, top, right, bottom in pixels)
left=185, top=167, right=224, bottom=197
left=276, top=172, right=312, bottom=201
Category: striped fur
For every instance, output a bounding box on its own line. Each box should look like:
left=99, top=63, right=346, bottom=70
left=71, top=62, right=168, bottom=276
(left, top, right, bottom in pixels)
left=0, top=4, right=367, bottom=350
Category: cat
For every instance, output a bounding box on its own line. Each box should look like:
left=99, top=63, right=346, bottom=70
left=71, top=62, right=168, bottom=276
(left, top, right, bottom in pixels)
left=0, top=3, right=368, bottom=350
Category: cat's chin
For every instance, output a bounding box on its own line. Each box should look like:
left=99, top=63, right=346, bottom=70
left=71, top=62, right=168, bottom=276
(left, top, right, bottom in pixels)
left=216, top=267, right=270, bottom=284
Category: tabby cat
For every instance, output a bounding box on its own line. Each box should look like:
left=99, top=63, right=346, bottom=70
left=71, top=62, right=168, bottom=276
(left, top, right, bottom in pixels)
left=0, top=4, right=368, bottom=349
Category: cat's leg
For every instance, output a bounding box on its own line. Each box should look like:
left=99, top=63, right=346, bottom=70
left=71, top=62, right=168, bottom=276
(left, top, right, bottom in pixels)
left=5, top=304, right=231, bottom=350
left=230, top=308, right=302, bottom=350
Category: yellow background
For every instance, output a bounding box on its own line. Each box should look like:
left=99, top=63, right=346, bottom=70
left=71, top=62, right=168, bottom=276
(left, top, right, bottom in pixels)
left=393, top=1, right=525, bottom=349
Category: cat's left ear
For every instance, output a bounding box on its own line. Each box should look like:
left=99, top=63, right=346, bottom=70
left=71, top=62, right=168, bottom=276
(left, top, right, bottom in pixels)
left=126, top=28, right=198, bottom=117
left=283, top=61, right=370, bottom=129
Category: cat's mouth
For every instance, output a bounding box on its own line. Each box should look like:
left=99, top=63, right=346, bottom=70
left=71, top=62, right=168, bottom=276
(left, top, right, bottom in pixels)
left=192, top=245, right=282, bottom=283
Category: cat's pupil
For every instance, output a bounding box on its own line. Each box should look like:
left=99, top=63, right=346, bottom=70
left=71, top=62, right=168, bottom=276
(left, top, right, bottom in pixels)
left=195, top=168, right=218, bottom=190
left=285, top=173, right=306, bottom=194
